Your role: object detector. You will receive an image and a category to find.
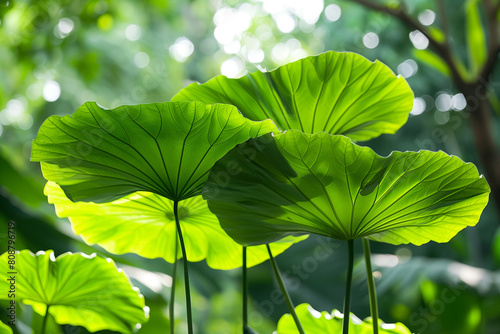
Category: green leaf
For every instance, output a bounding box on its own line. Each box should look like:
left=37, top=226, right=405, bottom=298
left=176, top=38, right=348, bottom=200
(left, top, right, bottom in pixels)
left=414, top=49, right=451, bottom=76
left=172, top=51, right=413, bottom=141
left=277, top=303, right=411, bottom=334
left=45, top=182, right=307, bottom=270
left=0, top=250, right=148, bottom=333
left=0, top=321, right=12, bottom=334
left=204, top=131, right=490, bottom=246
left=31, top=101, right=277, bottom=203
left=466, top=0, right=487, bottom=75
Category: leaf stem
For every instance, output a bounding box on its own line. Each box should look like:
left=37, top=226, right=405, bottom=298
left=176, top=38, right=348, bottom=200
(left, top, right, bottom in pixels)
left=41, top=305, right=50, bottom=334
left=343, top=240, right=354, bottom=334
left=243, top=246, right=248, bottom=333
left=363, top=238, right=379, bottom=334
left=266, top=244, right=305, bottom=334
left=170, top=230, right=179, bottom=334
left=173, top=201, right=193, bottom=334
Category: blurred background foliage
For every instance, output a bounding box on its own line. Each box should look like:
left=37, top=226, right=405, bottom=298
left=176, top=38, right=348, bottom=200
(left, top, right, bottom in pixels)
left=1, top=0, right=500, bottom=333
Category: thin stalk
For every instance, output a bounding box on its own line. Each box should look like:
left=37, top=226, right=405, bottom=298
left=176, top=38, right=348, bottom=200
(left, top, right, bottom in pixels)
left=173, top=201, right=193, bottom=334
left=41, top=305, right=50, bottom=334
left=266, top=244, right=305, bottom=334
left=243, top=246, right=248, bottom=332
left=169, top=231, right=179, bottom=334
left=343, top=240, right=354, bottom=334
left=363, top=238, right=379, bottom=334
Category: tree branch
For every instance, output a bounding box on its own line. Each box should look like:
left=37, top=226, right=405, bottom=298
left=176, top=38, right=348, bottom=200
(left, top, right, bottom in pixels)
left=479, top=0, right=500, bottom=82
left=351, top=0, right=465, bottom=87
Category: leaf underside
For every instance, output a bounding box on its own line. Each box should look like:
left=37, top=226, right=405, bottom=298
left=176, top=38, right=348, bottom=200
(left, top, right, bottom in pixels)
left=277, top=303, right=412, bottom=334
left=204, top=131, right=490, bottom=246
left=45, top=182, right=307, bottom=270
left=0, top=250, right=147, bottom=333
left=31, top=101, right=277, bottom=203
left=173, top=51, right=413, bottom=141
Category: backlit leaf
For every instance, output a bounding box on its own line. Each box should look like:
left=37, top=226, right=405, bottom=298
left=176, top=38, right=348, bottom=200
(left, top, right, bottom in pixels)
left=0, top=250, right=148, bottom=333
left=173, top=51, right=413, bottom=141
left=277, top=303, right=411, bottom=334
left=204, top=131, right=490, bottom=246
left=31, top=101, right=277, bottom=203
left=45, top=182, right=306, bottom=270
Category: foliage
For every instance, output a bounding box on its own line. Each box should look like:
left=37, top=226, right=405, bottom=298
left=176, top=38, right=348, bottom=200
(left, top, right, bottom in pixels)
left=0, top=250, right=148, bottom=333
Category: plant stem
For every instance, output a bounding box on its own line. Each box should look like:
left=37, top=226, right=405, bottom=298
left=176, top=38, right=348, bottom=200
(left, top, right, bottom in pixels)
left=343, top=240, right=354, bottom=334
left=243, top=246, right=248, bottom=333
left=266, top=244, right=305, bottom=334
left=41, top=305, right=50, bottom=334
left=173, top=201, right=193, bottom=334
left=363, top=238, right=379, bottom=334
left=170, top=231, right=179, bottom=334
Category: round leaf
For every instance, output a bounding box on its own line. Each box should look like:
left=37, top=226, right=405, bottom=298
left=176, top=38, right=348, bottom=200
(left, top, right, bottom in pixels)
left=204, top=131, right=490, bottom=246
left=31, top=101, right=278, bottom=203
left=173, top=51, right=413, bottom=141
left=0, top=250, right=148, bottom=333
left=277, top=303, right=411, bottom=334
left=45, top=182, right=307, bottom=270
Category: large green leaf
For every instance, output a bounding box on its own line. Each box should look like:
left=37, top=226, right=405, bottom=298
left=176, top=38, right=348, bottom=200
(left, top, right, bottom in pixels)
left=45, top=182, right=306, bottom=270
left=172, top=51, right=413, bottom=141
left=277, top=303, right=411, bottom=334
left=31, top=101, right=277, bottom=203
left=0, top=250, right=148, bottom=333
left=204, top=131, right=490, bottom=246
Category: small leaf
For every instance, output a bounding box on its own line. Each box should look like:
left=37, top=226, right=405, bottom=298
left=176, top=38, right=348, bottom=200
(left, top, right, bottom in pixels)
left=0, top=250, right=148, bottom=333
left=173, top=51, right=413, bottom=141
left=466, top=0, right=487, bottom=75
left=204, top=131, right=490, bottom=246
left=31, top=101, right=277, bottom=203
left=45, top=182, right=307, bottom=270
left=277, top=303, right=411, bottom=334
left=414, top=49, right=451, bottom=76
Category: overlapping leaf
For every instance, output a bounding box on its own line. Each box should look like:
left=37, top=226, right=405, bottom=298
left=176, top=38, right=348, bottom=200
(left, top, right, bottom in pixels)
left=173, top=51, right=413, bottom=141
left=0, top=250, right=148, bottom=333
left=31, top=101, right=277, bottom=203
left=277, top=303, right=411, bottom=334
left=45, top=182, right=306, bottom=270
left=204, top=131, right=490, bottom=246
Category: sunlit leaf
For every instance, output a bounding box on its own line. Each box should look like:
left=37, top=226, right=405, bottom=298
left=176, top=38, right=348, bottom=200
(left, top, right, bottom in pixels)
left=204, top=131, right=490, bottom=246
left=45, top=182, right=306, bottom=270
left=173, top=51, right=413, bottom=141
left=31, top=101, right=277, bottom=203
left=277, top=303, right=411, bottom=334
left=466, top=0, right=487, bottom=75
left=414, top=50, right=451, bottom=76
left=0, top=250, right=148, bottom=333
left=0, top=320, right=12, bottom=334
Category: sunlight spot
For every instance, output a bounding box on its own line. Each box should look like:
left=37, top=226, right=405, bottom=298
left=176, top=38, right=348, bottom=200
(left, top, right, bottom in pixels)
left=169, top=37, right=194, bottom=62
left=436, top=93, right=452, bottom=111
left=372, top=254, right=398, bottom=267
left=452, top=93, right=467, bottom=110
left=434, top=110, right=450, bottom=124
left=363, top=32, right=379, bottom=49
left=221, top=57, right=246, bottom=78
left=324, top=4, right=341, bottom=22
left=373, top=271, right=382, bottom=279
left=247, top=49, right=265, bottom=63
left=43, top=80, right=61, bottom=102
left=125, top=24, right=142, bottom=41
left=224, top=40, right=241, bottom=54
left=418, top=9, right=436, bottom=26
left=448, top=262, right=486, bottom=287
left=271, top=43, right=289, bottom=63
left=410, top=30, right=429, bottom=50
left=134, top=52, right=150, bottom=68
left=411, top=97, right=426, bottom=116
left=274, top=12, right=296, bottom=33
left=397, top=59, right=418, bottom=78
left=54, top=18, right=74, bottom=39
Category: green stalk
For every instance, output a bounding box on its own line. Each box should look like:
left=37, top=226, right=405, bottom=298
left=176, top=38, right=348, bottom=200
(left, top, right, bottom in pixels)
left=41, top=305, right=50, bottom=334
left=363, top=238, right=379, bottom=334
left=343, top=240, right=354, bottom=334
left=169, top=231, right=179, bottom=334
left=173, top=201, right=193, bottom=334
left=243, top=246, right=248, bottom=333
left=266, top=244, right=305, bottom=334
